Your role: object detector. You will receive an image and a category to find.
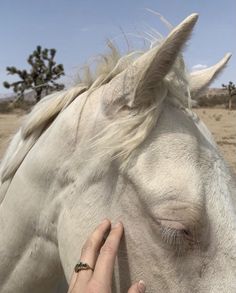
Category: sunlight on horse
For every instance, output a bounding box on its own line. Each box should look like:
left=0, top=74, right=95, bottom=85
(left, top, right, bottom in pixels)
left=0, top=13, right=235, bottom=293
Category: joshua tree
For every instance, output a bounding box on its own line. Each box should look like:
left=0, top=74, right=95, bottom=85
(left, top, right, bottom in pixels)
left=3, top=46, right=65, bottom=102
left=222, top=81, right=236, bottom=110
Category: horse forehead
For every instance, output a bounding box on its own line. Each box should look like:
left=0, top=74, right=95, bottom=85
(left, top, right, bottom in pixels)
left=132, top=143, right=201, bottom=191
left=128, top=106, right=204, bottom=188
left=142, top=106, right=201, bottom=161
left=127, top=142, right=203, bottom=210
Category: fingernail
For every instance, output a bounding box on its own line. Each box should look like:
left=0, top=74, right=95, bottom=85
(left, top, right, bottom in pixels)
left=113, top=221, right=122, bottom=228
left=138, top=280, right=146, bottom=293
left=101, top=218, right=109, bottom=224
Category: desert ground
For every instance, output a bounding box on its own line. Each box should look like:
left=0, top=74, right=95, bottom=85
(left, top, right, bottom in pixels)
left=0, top=108, right=236, bottom=174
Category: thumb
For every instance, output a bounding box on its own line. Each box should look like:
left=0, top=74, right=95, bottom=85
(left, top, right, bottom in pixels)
left=127, top=280, right=146, bottom=293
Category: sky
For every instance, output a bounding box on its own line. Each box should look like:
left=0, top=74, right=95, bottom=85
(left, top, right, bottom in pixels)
left=0, top=0, right=235, bottom=95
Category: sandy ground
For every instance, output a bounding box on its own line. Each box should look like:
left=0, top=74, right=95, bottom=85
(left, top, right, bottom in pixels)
left=0, top=111, right=25, bottom=160
left=195, top=108, right=236, bottom=173
left=0, top=108, right=235, bottom=173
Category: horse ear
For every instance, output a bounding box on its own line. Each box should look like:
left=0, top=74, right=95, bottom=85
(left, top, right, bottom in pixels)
left=132, top=13, right=198, bottom=106
left=190, top=53, right=232, bottom=98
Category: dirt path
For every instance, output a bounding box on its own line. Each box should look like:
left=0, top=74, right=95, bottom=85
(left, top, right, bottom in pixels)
left=0, top=108, right=235, bottom=173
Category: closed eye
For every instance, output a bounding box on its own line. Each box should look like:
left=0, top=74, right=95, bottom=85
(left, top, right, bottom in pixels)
left=161, top=225, right=192, bottom=245
left=159, top=219, right=199, bottom=253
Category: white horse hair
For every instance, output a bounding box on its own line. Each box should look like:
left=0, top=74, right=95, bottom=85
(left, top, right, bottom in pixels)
left=0, top=13, right=235, bottom=293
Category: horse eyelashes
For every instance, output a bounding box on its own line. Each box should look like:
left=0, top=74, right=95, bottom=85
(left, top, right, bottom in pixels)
left=160, top=225, right=198, bottom=254
left=161, top=226, right=184, bottom=246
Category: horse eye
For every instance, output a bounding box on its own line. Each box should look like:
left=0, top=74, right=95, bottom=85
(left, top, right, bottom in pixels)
left=182, top=229, right=193, bottom=239
left=159, top=220, right=196, bottom=251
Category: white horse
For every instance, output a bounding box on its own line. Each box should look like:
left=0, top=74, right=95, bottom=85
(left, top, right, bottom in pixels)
left=0, top=13, right=235, bottom=293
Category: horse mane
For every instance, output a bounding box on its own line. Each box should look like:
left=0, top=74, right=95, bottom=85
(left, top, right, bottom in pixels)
left=22, top=42, right=146, bottom=139
left=0, top=37, right=190, bottom=183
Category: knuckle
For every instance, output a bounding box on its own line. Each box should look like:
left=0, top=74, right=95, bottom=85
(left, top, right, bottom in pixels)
left=81, top=238, right=96, bottom=254
left=86, top=280, right=104, bottom=293
left=100, top=241, right=115, bottom=255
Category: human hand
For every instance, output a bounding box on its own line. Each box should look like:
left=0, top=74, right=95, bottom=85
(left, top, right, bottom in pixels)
left=67, top=219, right=146, bottom=293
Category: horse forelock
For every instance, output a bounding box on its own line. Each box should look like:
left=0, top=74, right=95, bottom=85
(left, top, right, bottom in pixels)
left=82, top=46, right=191, bottom=170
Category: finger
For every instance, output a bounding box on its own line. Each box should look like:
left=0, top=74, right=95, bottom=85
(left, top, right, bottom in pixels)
left=92, top=221, right=124, bottom=286
left=127, top=281, right=146, bottom=293
left=69, top=219, right=111, bottom=291
left=78, top=219, right=111, bottom=280
left=67, top=271, right=79, bottom=293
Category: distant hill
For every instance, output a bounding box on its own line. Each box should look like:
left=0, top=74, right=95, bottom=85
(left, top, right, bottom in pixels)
left=197, top=88, right=233, bottom=108
left=0, top=93, right=14, bottom=101
left=0, top=91, right=37, bottom=113
left=0, top=91, right=36, bottom=102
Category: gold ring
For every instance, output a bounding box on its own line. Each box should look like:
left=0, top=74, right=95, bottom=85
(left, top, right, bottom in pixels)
left=74, top=262, right=94, bottom=273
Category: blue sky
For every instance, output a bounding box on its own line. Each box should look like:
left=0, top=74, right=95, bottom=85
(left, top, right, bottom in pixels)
left=0, top=0, right=235, bottom=95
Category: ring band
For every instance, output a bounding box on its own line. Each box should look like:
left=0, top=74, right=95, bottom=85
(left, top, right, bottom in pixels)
left=74, top=262, right=94, bottom=273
